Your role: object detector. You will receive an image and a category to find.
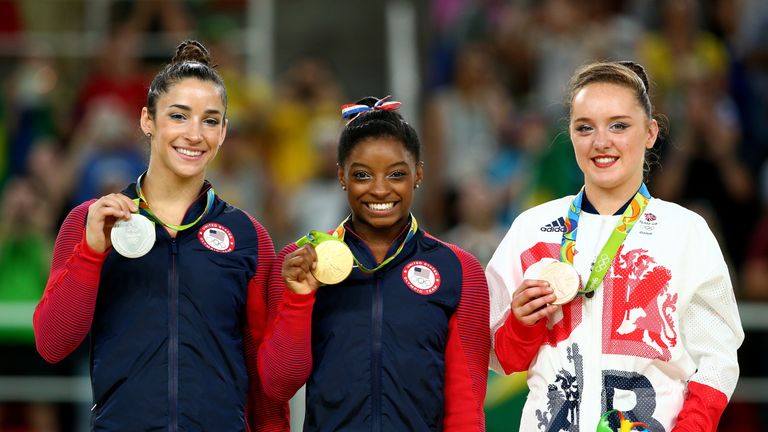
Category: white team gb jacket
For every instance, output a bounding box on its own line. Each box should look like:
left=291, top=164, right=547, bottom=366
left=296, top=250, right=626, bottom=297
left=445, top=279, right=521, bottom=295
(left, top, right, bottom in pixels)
left=487, top=195, right=744, bottom=431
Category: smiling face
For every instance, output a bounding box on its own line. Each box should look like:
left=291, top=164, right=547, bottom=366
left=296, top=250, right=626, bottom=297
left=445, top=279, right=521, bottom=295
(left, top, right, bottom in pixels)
left=569, top=82, right=658, bottom=201
left=140, top=78, right=227, bottom=182
left=338, top=136, right=423, bottom=240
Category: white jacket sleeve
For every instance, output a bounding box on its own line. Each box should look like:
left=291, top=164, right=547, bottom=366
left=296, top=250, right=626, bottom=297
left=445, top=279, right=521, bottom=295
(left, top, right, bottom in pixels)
left=679, top=214, right=744, bottom=399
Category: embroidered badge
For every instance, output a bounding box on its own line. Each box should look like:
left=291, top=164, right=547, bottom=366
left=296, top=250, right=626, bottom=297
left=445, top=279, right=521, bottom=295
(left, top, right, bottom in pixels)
left=198, top=223, right=235, bottom=253
left=402, top=260, right=441, bottom=295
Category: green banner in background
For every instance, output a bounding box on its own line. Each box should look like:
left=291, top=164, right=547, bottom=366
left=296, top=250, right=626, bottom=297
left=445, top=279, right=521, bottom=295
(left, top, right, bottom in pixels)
left=485, top=371, right=528, bottom=431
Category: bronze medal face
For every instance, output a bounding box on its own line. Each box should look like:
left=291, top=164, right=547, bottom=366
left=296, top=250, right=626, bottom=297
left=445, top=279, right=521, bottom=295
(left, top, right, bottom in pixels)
left=538, top=261, right=580, bottom=305
left=111, top=213, right=156, bottom=258
left=312, top=239, right=354, bottom=285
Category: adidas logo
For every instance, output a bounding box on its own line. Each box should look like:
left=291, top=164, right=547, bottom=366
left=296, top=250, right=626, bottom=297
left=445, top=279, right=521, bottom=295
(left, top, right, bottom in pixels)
left=540, top=217, right=567, bottom=233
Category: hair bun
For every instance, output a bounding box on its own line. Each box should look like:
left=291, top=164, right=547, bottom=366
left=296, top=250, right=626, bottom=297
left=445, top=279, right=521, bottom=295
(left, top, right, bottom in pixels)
left=172, top=40, right=212, bottom=66
left=617, top=60, right=649, bottom=92
left=355, top=96, right=380, bottom=108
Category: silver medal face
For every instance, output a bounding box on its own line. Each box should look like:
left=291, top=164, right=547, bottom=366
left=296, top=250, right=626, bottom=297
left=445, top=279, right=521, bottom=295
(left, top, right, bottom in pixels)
left=110, top=213, right=156, bottom=258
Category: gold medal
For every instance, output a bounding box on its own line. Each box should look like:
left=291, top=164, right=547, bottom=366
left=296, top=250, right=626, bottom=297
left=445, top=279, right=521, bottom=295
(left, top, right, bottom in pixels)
left=312, top=239, right=354, bottom=285
left=538, top=261, right=580, bottom=305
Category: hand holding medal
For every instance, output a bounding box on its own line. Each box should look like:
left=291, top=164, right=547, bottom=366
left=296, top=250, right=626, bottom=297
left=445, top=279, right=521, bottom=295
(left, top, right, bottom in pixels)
left=525, top=259, right=581, bottom=305
left=287, top=230, right=354, bottom=293
left=85, top=193, right=149, bottom=255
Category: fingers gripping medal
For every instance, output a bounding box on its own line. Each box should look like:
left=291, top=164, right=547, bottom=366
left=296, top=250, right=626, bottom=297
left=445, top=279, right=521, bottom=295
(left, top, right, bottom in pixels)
left=296, top=231, right=354, bottom=285
left=111, top=213, right=156, bottom=258
left=538, top=261, right=581, bottom=305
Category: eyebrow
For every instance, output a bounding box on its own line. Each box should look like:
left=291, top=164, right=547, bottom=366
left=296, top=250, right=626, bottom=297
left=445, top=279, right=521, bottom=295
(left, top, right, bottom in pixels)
left=572, top=115, right=633, bottom=123
left=349, top=160, right=410, bottom=169
left=168, top=104, right=223, bottom=116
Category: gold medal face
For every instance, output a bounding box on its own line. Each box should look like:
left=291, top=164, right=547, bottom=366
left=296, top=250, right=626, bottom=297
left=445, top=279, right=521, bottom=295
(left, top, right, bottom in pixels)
left=538, top=261, right=580, bottom=305
left=111, top=213, right=156, bottom=258
left=312, top=239, right=354, bottom=285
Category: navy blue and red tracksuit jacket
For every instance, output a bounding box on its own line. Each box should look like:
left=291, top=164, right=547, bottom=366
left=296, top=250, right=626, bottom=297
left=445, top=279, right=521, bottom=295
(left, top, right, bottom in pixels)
left=261, top=217, right=490, bottom=431
left=33, top=182, right=293, bottom=431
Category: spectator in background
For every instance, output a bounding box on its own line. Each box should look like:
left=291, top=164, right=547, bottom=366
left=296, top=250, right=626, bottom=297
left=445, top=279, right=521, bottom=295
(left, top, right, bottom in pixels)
left=266, top=58, right=342, bottom=243
left=4, top=44, right=59, bottom=180
left=285, top=116, right=348, bottom=237
left=204, top=32, right=273, bottom=227
left=443, top=176, right=507, bottom=266
left=422, top=42, right=511, bottom=230
left=742, top=162, right=768, bottom=301
left=0, top=176, right=59, bottom=432
left=71, top=25, right=150, bottom=137
left=66, top=96, right=146, bottom=208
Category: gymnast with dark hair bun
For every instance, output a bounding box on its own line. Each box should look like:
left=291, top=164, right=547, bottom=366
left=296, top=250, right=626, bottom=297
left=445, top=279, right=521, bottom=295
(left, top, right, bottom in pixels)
left=487, top=61, right=744, bottom=431
left=261, top=96, right=490, bottom=431
left=33, top=40, right=291, bottom=431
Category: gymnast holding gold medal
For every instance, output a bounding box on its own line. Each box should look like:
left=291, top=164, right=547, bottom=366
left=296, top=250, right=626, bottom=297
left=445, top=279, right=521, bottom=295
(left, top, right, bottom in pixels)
left=264, top=96, right=490, bottom=431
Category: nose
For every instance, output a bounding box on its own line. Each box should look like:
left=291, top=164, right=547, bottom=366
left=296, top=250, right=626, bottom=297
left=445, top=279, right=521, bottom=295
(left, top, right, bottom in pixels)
left=184, top=121, right=203, bottom=143
left=370, top=176, right=390, bottom=197
left=593, top=128, right=610, bottom=150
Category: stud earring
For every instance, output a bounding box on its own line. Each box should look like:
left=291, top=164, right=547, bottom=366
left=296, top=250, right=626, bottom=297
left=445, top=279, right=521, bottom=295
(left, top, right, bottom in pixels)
left=341, top=185, right=347, bottom=191
left=146, top=132, right=152, bottom=138
left=415, top=184, right=420, bottom=189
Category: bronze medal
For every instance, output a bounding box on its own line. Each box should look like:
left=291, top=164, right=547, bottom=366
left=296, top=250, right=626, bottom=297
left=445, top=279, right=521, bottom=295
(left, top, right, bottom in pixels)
left=538, top=261, right=581, bottom=305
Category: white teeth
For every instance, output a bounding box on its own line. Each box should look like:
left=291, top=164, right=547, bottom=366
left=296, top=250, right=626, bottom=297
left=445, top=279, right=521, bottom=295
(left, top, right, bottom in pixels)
left=368, top=202, right=394, bottom=211
left=594, top=157, right=616, bottom=164
left=176, top=148, right=203, bottom=157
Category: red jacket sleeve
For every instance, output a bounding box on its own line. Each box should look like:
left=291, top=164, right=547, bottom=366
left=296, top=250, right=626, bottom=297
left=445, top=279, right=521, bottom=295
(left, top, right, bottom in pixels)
left=443, top=245, right=490, bottom=431
left=493, top=308, right=547, bottom=375
left=33, top=200, right=107, bottom=363
left=243, top=217, right=291, bottom=431
left=256, top=242, right=315, bottom=403
left=671, top=381, right=728, bottom=432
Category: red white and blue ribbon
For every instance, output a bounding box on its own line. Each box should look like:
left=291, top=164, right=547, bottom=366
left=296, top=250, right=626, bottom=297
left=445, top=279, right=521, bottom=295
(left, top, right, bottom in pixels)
left=341, top=95, right=401, bottom=122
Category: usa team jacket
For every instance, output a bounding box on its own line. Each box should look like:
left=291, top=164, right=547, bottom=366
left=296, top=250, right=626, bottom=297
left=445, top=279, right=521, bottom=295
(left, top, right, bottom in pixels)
left=487, top=196, right=744, bottom=432
left=33, top=182, right=293, bottom=431
left=260, top=218, right=490, bottom=431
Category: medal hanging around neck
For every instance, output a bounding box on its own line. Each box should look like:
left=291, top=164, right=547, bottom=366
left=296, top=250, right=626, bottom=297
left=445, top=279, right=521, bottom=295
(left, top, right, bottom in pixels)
left=111, top=173, right=215, bottom=259
left=557, top=183, right=651, bottom=300
left=295, top=214, right=419, bottom=285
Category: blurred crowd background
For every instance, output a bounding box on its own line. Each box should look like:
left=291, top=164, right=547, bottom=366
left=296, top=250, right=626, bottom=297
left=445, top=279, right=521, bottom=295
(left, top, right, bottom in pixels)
left=0, top=0, right=766, bottom=430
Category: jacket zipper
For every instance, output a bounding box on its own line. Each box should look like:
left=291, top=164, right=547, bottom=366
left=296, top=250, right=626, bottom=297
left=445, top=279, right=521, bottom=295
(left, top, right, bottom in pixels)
left=371, top=273, right=383, bottom=432
left=169, top=239, right=179, bottom=432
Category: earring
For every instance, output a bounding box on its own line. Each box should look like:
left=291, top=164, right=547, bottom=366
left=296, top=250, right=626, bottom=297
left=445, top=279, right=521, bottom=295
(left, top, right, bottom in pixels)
left=146, top=132, right=152, bottom=138
left=341, top=185, right=347, bottom=191
left=415, top=184, right=420, bottom=189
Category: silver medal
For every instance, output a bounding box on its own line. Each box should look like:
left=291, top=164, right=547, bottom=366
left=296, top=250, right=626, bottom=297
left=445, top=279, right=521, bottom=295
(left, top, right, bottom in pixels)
left=111, top=213, right=156, bottom=258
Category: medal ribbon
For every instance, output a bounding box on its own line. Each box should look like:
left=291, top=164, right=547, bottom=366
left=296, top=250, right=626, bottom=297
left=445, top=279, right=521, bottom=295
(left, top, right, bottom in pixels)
left=296, top=214, right=418, bottom=274
left=134, top=173, right=215, bottom=231
left=596, top=409, right=650, bottom=432
left=560, top=183, right=650, bottom=295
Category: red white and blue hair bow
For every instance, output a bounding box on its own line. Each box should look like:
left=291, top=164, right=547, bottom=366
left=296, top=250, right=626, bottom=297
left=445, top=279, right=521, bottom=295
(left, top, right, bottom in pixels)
left=341, top=95, right=401, bottom=122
